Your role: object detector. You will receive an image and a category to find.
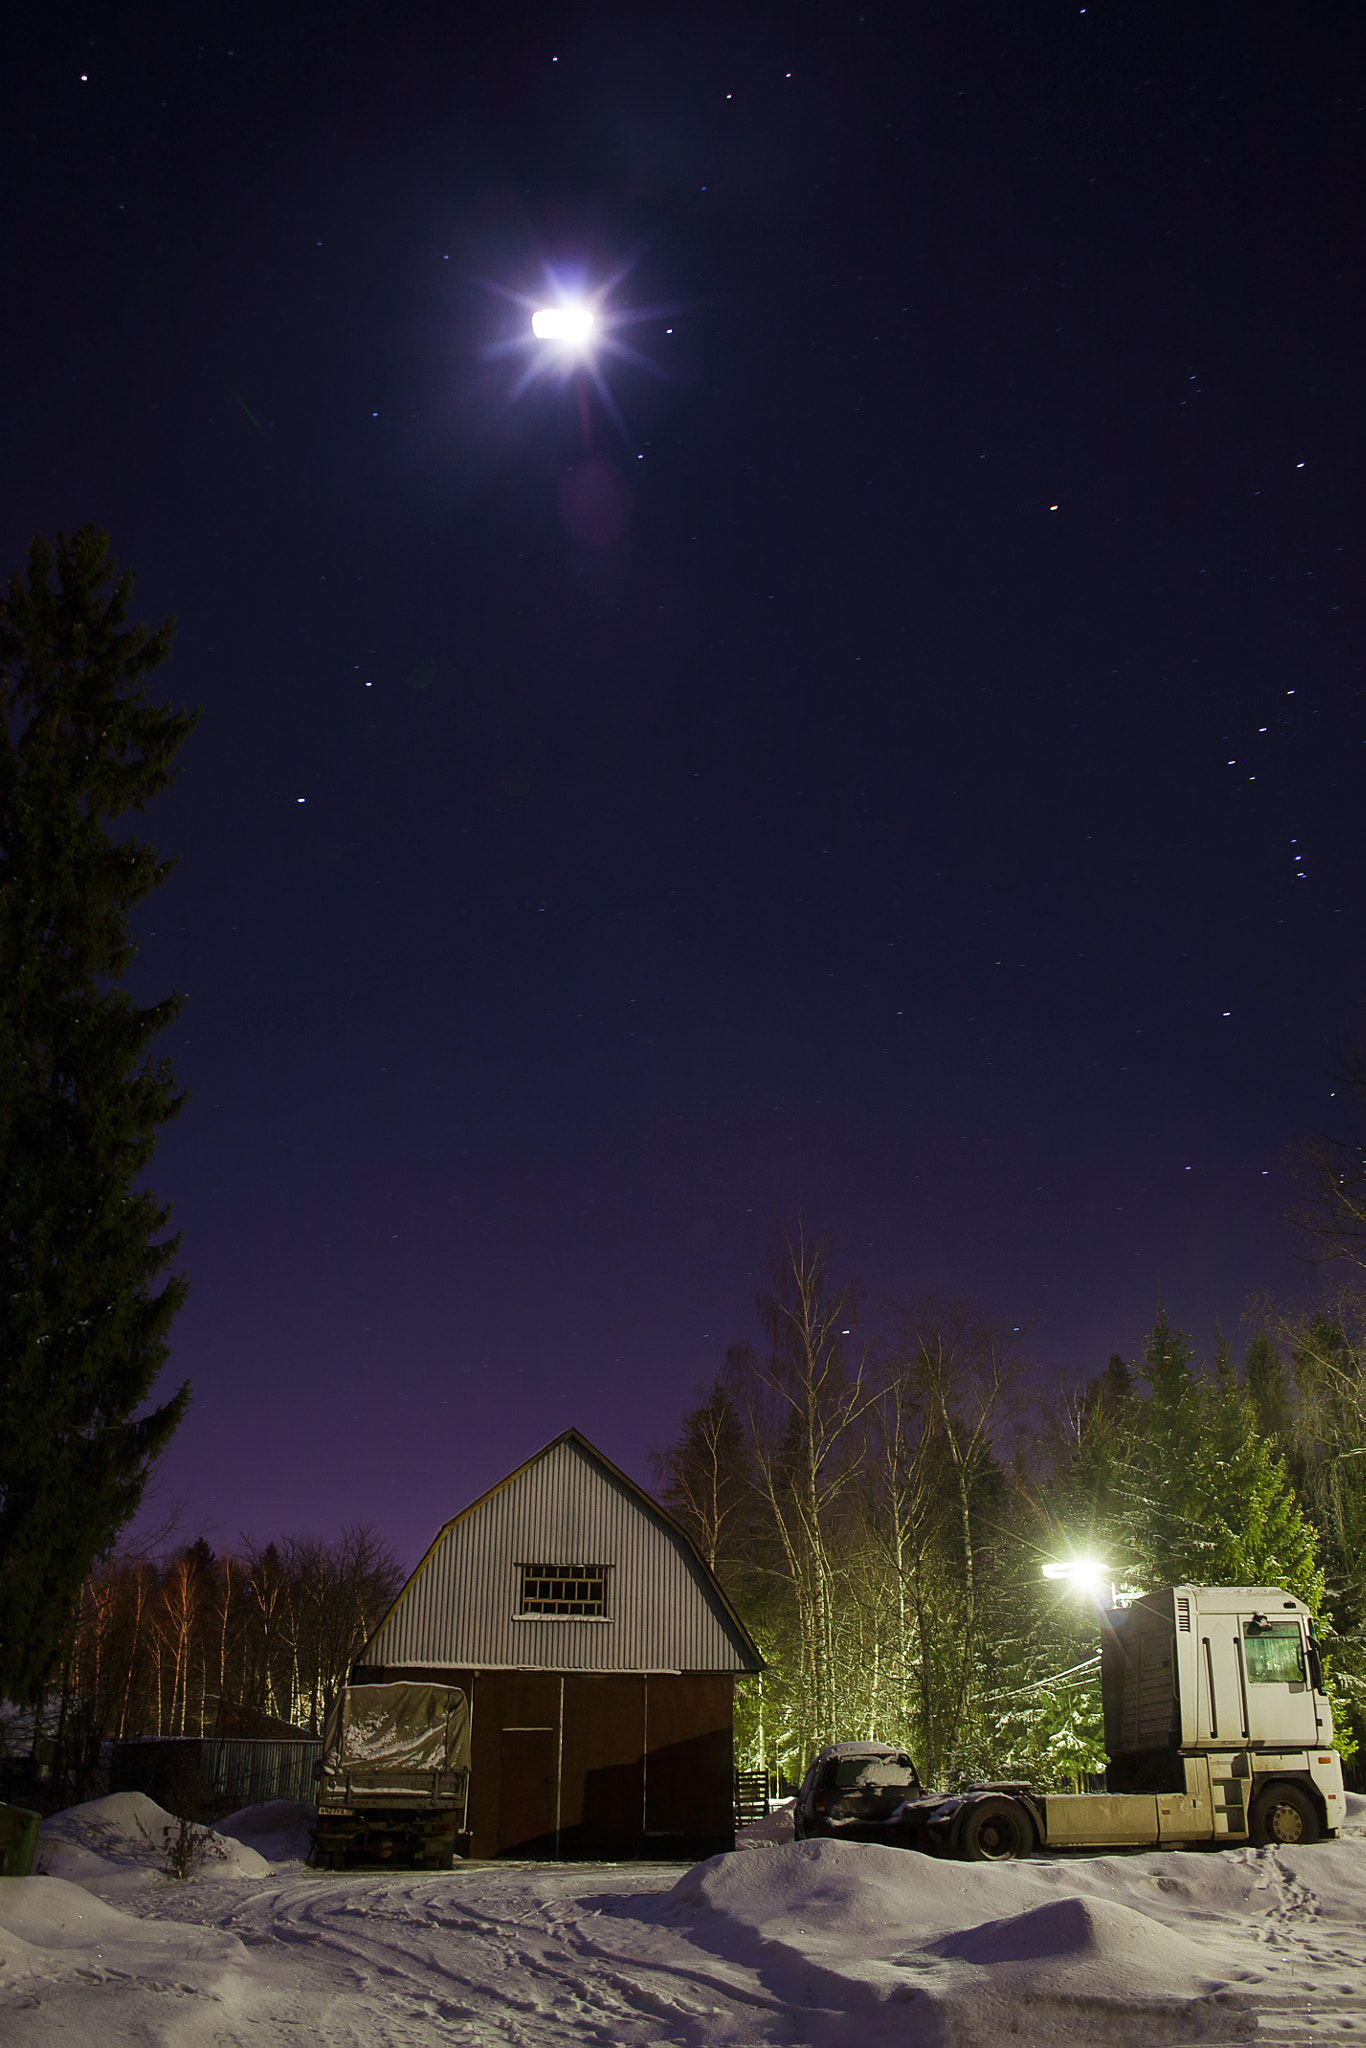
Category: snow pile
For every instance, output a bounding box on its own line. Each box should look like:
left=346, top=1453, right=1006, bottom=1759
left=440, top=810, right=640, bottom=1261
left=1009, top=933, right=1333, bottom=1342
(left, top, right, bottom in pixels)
left=0, top=1872, right=245, bottom=1959
left=662, top=1834, right=953, bottom=1942
left=735, top=1797, right=795, bottom=1849
left=218, top=1798, right=317, bottom=1864
left=0, top=1873, right=248, bottom=2003
left=922, top=1889, right=1244, bottom=2019
left=37, top=1791, right=269, bottom=1888
left=654, top=1838, right=1277, bottom=2041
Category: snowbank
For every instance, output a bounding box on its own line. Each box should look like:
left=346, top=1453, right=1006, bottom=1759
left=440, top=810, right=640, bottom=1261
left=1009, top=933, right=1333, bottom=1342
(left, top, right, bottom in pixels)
left=735, top=1797, right=795, bottom=1849
left=0, top=1873, right=245, bottom=1959
left=37, top=1790, right=269, bottom=1888
left=650, top=1835, right=1366, bottom=2042
left=218, top=1798, right=317, bottom=1864
left=0, top=1873, right=248, bottom=2007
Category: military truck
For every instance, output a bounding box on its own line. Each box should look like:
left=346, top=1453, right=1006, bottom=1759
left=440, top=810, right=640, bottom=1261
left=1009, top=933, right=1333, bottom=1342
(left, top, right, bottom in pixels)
left=311, top=1682, right=470, bottom=1869
left=891, top=1585, right=1346, bottom=1861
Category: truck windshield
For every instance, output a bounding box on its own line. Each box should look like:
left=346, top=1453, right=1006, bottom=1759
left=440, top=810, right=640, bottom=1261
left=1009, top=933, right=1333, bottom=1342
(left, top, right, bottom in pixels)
left=826, top=1756, right=919, bottom=1792
left=1243, top=1623, right=1306, bottom=1685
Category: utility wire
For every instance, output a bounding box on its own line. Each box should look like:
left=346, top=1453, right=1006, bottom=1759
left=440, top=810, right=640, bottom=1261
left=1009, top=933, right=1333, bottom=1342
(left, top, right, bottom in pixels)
left=984, top=1654, right=1101, bottom=1705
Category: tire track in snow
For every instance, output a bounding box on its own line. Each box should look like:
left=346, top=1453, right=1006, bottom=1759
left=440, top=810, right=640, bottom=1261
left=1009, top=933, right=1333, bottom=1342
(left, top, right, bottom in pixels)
left=204, top=1869, right=802, bottom=2045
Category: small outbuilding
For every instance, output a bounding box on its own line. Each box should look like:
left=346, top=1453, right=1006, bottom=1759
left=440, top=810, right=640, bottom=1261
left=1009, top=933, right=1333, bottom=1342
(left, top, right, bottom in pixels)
left=352, top=1428, right=762, bottom=1860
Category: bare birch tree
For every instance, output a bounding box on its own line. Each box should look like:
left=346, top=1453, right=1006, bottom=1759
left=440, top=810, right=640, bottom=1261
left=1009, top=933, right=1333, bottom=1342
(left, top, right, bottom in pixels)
left=1289, top=1038, right=1366, bottom=1274
left=887, top=1299, right=1025, bottom=1776
left=725, top=1227, right=879, bottom=1757
left=651, top=1381, right=754, bottom=1574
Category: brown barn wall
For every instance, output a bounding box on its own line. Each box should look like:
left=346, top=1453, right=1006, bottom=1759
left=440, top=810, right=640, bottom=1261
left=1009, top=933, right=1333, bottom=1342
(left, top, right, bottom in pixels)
left=644, top=1673, right=735, bottom=1856
left=355, top=1664, right=734, bottom=1859
left=481, top=1670, right=563, bottom=1857
left=561, top=1673, right=644, bottom=1858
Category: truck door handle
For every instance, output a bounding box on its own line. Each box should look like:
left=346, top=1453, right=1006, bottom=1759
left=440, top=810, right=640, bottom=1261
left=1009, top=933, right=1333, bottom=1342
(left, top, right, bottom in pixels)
left=1202, top=1638, right=1217, bottom=1739
left=1233, top=1638, right=1250, bottom=1739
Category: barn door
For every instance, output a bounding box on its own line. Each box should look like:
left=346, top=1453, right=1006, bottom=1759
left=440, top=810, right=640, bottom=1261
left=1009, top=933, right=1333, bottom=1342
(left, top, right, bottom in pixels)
left=497, top=1728, right=558, bottom=1856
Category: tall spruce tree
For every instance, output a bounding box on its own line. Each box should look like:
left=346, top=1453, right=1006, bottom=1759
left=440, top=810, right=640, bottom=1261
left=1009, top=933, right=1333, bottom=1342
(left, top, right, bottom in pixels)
left=0, top=528, right=196, bottom=1702
left=1244, top=1330, right=1294, bottom=1446
left=1089, top=1309, right=1323, bottom=1607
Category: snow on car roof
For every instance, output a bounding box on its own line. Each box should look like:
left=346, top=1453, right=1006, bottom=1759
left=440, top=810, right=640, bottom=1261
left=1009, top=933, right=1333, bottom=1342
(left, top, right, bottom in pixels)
left=813, top=1740, right=903, bottom=1760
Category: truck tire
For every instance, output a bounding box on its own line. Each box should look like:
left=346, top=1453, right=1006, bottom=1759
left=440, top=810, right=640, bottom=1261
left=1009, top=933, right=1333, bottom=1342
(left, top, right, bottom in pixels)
left=957, top=1797, right=1034, bottom=1862
left=1249, top=1782, right=1320, bottom=1848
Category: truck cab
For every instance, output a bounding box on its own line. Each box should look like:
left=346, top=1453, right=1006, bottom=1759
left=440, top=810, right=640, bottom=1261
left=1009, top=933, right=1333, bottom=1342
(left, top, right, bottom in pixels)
left=1091, top=1583, right=1344, bottom=1848
left=1103, top=1585, right=1330, bottom=1764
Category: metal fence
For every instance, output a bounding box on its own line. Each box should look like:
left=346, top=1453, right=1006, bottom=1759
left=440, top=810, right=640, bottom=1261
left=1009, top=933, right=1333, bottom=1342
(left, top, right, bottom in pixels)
left=111, top=1737, right=322, bottom=1817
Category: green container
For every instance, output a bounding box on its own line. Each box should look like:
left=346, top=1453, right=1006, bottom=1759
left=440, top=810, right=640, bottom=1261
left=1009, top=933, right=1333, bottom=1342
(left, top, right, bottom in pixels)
left=0, top=1801, right=41, bottom=1877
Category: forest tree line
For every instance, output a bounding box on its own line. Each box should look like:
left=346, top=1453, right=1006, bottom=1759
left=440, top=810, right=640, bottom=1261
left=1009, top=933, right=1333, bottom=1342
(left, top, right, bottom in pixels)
left=0, top=1526, right=403, bottom=1795
left=15, top=1239, right=1364, bottom=1802
left=653, top=1232, right=1366, bottom=1790
left=6, top=1246, right=1364, bottom=1804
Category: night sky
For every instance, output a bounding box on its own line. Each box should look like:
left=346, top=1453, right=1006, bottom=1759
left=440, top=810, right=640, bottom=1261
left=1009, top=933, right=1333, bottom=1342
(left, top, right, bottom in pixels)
left=5, top=2, right=1363, bottom=1567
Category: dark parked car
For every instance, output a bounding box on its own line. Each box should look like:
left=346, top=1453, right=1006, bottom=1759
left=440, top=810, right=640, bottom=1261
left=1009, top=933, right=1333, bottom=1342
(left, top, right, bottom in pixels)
left=792, top=1741, right=922, bottom=1841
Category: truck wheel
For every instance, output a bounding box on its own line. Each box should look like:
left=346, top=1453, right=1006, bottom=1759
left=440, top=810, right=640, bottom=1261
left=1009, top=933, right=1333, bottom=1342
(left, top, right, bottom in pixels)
left=1249, top=1783, right=1320, bottom=1848
left=957, top=1797, right=1034, bottom=1862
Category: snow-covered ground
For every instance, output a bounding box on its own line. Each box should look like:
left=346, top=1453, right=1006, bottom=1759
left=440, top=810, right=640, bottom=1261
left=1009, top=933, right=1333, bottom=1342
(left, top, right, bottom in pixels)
left=2, top=1790, right=1365, bottom=2044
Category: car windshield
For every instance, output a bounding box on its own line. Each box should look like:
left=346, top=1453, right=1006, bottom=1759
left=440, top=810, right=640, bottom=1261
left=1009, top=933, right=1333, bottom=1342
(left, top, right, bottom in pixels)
left=826, top=1756, right=919, bottom=1793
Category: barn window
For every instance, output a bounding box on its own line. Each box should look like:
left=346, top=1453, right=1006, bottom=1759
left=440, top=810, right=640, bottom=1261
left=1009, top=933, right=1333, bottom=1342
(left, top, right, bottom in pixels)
left=518, top=1563, right=610, bottom=1618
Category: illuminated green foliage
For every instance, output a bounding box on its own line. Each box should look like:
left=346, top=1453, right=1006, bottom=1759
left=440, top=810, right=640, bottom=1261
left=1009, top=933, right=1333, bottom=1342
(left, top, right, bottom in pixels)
left=1057, top=1309, right=1324, bottom=1608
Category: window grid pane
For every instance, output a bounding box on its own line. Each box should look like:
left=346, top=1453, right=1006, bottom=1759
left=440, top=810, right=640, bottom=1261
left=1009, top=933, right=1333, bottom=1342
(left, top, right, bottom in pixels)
left=520, top=1563, right=608, bottom=1617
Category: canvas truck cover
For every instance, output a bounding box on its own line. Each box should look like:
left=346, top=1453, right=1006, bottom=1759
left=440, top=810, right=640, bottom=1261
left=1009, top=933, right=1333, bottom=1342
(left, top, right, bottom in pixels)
left=323, top=1684, right=470, bottom=1775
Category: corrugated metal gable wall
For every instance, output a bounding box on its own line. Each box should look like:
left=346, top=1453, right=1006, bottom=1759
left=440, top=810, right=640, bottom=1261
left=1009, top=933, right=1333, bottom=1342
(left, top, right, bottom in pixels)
left=364, top=1438, right=755, bottom=1672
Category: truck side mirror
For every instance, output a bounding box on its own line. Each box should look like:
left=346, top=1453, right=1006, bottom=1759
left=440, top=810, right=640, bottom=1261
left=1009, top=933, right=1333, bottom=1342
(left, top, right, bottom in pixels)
left=1307, top=1641, right=1325, bottom=1692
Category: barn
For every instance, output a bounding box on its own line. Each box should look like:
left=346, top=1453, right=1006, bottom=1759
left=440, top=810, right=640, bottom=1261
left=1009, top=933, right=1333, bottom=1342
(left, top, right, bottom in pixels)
left=352, top=1428, right=763, bottom=1860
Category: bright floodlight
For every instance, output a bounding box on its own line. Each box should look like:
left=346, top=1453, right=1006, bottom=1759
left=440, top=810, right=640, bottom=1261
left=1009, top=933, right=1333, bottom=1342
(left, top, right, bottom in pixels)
left=531, top=305, right=595, bottom=344
left=1042, top=1559, right=1111, bottom=1597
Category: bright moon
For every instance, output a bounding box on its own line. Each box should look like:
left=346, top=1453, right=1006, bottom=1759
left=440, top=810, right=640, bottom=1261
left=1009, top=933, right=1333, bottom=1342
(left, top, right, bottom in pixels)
left=531, top=305, right=595, bottom=344
left=483, top=262, right=672, bottom=429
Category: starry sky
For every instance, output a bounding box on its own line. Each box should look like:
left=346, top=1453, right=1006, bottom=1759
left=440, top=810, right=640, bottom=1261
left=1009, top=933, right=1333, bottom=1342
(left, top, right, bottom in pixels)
left=4, top=1, right=1363, bottom=1566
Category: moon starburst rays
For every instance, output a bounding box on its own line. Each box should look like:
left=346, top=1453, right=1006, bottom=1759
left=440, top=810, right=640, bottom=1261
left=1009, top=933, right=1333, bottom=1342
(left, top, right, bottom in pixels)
left=479, top=259, right=676, bottom=430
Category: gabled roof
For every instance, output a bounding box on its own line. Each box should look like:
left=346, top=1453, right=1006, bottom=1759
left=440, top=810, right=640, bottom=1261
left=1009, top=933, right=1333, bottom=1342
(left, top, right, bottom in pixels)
left=358, top=1427, right=763, bottom=1673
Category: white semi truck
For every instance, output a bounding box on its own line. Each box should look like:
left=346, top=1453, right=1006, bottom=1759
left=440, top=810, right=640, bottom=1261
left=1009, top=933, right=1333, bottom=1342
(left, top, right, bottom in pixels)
left=897, top=1585, right=1346, bottom=1860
